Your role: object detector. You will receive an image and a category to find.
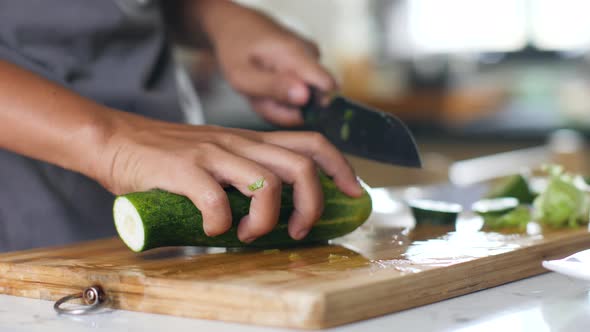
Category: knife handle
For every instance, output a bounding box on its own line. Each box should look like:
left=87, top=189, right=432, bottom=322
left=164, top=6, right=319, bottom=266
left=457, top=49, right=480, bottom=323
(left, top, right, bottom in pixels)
left=301, top=86, right=322, bottom=124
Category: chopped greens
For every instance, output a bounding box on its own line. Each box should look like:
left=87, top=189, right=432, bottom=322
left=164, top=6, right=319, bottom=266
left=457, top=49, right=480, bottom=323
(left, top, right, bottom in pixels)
left=533, top=165, right=590, bottom=228
left=479, top=165, right=590, bottom=230
left=340, top=123, right=350, bottom=141
left=340, top=109, right=354, bottom=141
left=344, top=109, right=354, bottom=121
left=328, top=254, right=349, bottom=263
left=248, top=177, right=265, bottom=192
left=482, top=205, right=531, bottom=231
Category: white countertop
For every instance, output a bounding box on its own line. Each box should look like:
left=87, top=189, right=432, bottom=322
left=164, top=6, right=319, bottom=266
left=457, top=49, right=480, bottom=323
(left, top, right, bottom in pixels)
left=0, top=272, right=588, bottom=332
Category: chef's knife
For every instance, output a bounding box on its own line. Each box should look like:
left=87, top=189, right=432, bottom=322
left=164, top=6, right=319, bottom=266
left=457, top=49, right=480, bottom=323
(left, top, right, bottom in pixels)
left=302, top=88, right=422, bottom=168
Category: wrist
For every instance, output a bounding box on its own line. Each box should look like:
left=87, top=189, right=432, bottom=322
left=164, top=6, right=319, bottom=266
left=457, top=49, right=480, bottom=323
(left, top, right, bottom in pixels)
left=87, top=109, right=161, bottom=195
left=71, top=106, right=120, bottom=187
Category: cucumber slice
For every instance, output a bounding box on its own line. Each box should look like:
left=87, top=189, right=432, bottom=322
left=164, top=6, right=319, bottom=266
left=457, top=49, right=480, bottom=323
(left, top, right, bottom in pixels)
left=472, top=197, right=519, bottom=218
left=486, top=174, right=536, bottom=204
left=408, top=199, right=462, bottom=225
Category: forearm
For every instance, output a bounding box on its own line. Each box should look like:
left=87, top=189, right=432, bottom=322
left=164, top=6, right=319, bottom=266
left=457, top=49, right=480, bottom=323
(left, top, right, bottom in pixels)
left=0, top=59, right=112, bottom=181
left=162, top=0, right=274, bottom=50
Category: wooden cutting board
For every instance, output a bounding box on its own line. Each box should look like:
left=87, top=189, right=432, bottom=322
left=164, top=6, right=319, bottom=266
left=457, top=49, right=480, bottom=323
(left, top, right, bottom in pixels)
left=0, top=193, right=589, bottom=329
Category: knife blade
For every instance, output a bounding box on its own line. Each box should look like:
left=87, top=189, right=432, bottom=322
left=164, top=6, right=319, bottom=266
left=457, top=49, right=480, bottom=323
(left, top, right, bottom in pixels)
left=302, top=88, right=422, bottom=168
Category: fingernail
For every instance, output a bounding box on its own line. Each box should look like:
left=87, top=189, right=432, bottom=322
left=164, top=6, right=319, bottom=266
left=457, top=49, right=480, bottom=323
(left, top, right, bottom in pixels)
left=293, top=228, right=310, bottom=240
left=346, top=179, right=363, bottom=197
left=355, top=179, right=364, bottom=194
left=203, top=224, right=215, bottom=237
left=237, top=215, right=255, bottom=243
left=288, top=85, right=306, bottom=104
left=242, top=237, right=256, bottom=244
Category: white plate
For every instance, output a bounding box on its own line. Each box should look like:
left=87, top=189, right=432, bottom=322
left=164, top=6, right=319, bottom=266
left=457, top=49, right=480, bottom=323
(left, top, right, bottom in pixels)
left=542, top=248, right=590, bottom=281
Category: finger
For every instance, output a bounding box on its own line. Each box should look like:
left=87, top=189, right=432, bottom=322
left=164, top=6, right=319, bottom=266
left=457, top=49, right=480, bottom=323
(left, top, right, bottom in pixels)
left=221, top=136, right=324, bottom=240
left=279, top=44, right=337, bottom=93
left=158, top=165, right=232, bottom=237
left=261, top=131, right=363, bottom=197
left=227, top=66, right=309, bottom=106
left=249, top=97, right=304, bottom=127
left=198, top=143, right=282, bottom=243
left=303, top=39, right=321, bottom=59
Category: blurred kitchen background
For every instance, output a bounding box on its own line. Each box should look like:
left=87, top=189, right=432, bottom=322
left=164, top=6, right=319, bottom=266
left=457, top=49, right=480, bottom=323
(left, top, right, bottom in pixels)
left=176, top=0, right=590, bottom=187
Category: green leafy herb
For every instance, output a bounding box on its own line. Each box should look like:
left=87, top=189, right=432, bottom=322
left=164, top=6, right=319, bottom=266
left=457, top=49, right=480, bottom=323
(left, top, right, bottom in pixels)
left=533, top=165, right=590, bottom=228
left=248, top=177, right=265, bottom=192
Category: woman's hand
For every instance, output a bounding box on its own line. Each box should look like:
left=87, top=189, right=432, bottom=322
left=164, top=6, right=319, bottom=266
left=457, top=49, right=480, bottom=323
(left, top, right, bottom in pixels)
left=98, top=111, right=362, bottom=243
left=184, top=0, right=337, bottom=126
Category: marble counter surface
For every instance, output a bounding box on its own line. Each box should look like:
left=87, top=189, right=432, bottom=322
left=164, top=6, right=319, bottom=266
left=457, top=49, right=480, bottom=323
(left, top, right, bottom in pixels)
left=0, top=272, right=588, bottom=332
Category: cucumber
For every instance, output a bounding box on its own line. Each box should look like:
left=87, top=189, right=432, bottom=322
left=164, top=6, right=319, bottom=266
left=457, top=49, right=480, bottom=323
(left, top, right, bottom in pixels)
left=408, top=199, right=462, bottom=225
left=481, top=205, right=531, bottom=231
left=113, top=174, right=372, bottom=252
left=486, top=174, right=536, bottom=204
left=472, top=197, right=519, bottom=218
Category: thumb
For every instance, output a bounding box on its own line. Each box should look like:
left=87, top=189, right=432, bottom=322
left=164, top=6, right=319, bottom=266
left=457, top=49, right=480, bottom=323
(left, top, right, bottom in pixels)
left=282, top=46, right=337, bottom=93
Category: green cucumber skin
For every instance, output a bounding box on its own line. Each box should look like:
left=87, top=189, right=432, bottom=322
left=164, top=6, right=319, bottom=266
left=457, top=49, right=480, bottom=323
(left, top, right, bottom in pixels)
left=117, top=176, right=372, bottom=251
left=410, top=207, right=458, bottom=226
left=486, top=175, right=536, bottom=204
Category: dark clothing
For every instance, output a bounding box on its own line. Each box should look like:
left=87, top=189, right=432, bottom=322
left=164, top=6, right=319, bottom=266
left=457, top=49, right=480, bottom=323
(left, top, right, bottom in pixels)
left=0, top=0, right=184, bottom=251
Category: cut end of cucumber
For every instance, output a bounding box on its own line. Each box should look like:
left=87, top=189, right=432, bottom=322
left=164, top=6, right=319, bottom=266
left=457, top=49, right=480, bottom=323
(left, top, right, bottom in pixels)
left=472, top=197, right=519, bottom=216
left=113, top=197, right=145, bottom=252
left=407, top=199, right=462, bottom=213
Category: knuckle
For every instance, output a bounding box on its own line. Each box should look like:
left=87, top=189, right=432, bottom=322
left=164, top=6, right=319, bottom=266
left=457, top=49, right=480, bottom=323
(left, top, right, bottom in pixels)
left=186, top=142, right=221, bottom=165
left=261, top=172, right=282, bottom=195
left=308, top=132, right=329, bottom=149
left=201, top=190, right=229, bottom=211
left=293, top=156, right=316, bottom=176
left=194, top=141, right=219, bottom=152
left=174, top=155, right=198, bottom=175
left=219, top=133, right=245, bottom=147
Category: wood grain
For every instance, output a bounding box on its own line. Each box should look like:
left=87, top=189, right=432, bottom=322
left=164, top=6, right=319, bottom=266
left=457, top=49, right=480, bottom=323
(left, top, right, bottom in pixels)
left=0, top=210, right=589, bottom=328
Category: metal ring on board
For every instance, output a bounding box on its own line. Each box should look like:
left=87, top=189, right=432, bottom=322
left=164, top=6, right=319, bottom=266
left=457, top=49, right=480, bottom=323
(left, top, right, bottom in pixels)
left=54, top=285, right=108, bottom=315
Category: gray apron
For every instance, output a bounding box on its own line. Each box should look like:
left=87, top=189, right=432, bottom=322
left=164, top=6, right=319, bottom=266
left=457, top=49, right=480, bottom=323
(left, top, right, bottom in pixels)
left=0, top=0, right=185, bottom=251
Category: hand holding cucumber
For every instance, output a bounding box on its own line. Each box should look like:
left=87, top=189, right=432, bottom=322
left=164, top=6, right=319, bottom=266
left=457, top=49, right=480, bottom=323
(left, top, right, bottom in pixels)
left=98, top=110, right=363, bottom=244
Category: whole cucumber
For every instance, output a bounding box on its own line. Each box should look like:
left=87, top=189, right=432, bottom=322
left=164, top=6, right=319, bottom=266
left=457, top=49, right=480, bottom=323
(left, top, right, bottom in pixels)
left=113, top=174, right=372, bottom=252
